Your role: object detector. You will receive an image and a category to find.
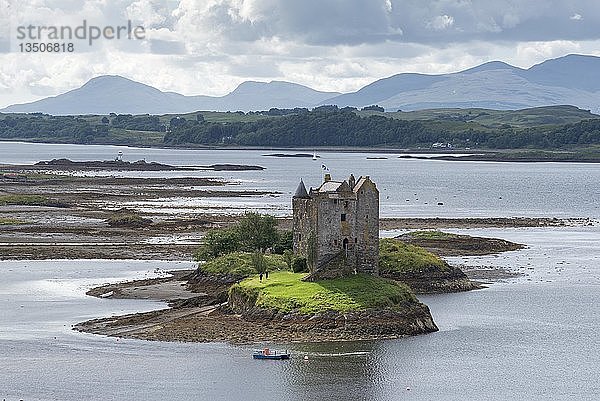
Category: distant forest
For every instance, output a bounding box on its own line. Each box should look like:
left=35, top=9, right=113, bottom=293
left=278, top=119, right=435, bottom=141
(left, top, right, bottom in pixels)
left=1, top=107, right=600, bottom=149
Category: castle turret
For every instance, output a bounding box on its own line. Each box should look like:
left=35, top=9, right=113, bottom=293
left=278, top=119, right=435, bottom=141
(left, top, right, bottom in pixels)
left=293, top=179, right=310, bottom=198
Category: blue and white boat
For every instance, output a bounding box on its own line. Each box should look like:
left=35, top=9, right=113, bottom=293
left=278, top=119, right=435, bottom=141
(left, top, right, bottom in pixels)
left=252, top=348, right=290, bottom=360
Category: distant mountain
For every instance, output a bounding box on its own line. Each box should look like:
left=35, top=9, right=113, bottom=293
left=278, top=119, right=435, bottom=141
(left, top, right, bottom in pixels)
left=3, top=54, right=600, bottom=115
left=321, top=54, right=600, bottom=113
left=2, top=76, right=340, bottom=115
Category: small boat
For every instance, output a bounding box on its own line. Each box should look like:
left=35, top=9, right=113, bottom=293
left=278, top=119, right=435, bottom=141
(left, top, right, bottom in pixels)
left=253, top=348, right=290, bottom=360
left=312, top=151, right=318, bottom=160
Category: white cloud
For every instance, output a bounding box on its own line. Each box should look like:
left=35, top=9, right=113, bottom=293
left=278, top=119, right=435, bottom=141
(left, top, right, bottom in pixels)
left=1, top=0, right=600, bottom=107
left=126, top=0, right=167, bottom=26
left=428, top=15, right=454, bottom=31
left=516, top=40, right=582, bottom=61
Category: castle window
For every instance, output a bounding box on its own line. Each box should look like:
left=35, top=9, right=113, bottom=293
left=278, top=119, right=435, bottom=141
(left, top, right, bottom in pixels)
left=341, top=213, right=346, bottom=222
left=333, top=199, right=338, bottom=204
left=334, top=239, right=338, bottom=246
left=298, top=234, right=302, bottom=241
left=354, top=238, right=357, bottom=243
left=344, top=201, right=349, bottom=208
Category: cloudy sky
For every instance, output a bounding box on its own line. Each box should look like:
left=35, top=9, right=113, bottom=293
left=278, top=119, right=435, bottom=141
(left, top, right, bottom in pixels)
left=1, top=0, right=599, bottom=107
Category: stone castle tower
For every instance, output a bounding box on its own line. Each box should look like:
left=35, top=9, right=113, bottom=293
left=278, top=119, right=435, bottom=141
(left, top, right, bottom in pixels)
left=292, top=173, right=379, bottom=280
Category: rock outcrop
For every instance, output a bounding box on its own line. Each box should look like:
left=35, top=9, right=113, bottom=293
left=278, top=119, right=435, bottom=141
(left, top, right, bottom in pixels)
left=381, top=264, right=480, bottom=294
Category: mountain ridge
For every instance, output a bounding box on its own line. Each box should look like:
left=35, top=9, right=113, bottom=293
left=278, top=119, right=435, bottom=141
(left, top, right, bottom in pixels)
left=3, top=54, right=600, bottom=115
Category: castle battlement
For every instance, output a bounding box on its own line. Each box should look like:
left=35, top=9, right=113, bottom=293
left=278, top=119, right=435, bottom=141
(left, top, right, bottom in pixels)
left=292, top=174, right=379, bottom=280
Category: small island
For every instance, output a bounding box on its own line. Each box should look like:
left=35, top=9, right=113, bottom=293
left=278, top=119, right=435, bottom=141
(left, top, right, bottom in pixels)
left=75, top=173, right=504, bottom=343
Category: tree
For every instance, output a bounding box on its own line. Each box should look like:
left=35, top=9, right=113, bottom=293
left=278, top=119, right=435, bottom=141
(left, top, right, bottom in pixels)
left=362, top=105, right=384, bottom=112
left=273, top=230, right=293, bottom=254
left=236, top=212, right=278, bottom=252
left=194, top=228, right=240, bottom=261
left=101, top=116, right=109, bottom=124
left=169, top=117, right=186, bottom=129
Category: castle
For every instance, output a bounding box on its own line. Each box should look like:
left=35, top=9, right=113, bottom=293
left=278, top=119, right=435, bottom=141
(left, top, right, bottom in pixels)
left=292, top=173, right=379, bottom=279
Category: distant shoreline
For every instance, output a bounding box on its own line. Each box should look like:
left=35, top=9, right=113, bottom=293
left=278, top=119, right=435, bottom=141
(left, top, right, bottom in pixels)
left=2, top=139, right=599, bottom=163
left=399, top=154, right=600, bottom=163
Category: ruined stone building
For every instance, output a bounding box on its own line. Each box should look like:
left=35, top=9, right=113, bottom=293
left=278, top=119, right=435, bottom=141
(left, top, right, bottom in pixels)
left=292, top=173, right=379, bottom=279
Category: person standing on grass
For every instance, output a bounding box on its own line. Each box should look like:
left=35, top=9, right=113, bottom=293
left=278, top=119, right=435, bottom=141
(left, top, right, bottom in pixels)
left=259, top=273, right=263, bottom=282
left=265, top=270, right=269, bottom=279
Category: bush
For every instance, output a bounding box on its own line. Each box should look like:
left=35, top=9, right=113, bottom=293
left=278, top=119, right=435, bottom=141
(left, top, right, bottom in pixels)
left=282, top=249, right=294, bottom=270
left=199, top=252, right=287, bottom=276
left=251, top=251, right=268, bottom=274
left=292, top=256, right=308, bottom=273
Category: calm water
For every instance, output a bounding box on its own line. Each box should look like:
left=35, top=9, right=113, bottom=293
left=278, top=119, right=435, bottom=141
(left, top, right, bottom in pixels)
left=1, top=230, right=599, bottom=401
left=1, top=141, right=599, bottom=218
left=1, top=141, right=599, bottom=400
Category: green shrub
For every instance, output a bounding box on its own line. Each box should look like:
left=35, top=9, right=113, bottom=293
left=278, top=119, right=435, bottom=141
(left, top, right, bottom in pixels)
left=199, top=252, right=287, bottom=276
left=292, top=256, right=308, bottom=273
left=282, top=249, right=294, bottom=269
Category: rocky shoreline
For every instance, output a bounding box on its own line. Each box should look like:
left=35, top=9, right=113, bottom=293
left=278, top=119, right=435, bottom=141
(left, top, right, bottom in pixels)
left=75, top=270, right=439, bottom=343
left=381, top=264, right=481, bottom=294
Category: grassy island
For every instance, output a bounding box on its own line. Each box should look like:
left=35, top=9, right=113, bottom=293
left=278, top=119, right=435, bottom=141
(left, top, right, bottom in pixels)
left=379, top=238, right=448, bottom=274
left=230, top=271, right=416, bottom=315
left=378, top=237, right=478, bottom=293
